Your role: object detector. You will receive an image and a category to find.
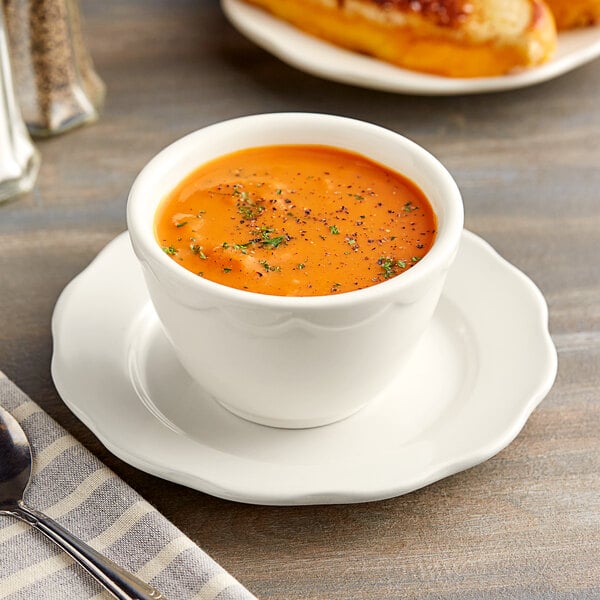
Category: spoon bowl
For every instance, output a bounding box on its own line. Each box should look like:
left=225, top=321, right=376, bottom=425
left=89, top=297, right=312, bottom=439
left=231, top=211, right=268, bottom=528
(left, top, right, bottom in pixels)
left=0, top=407, right=31, bottom=511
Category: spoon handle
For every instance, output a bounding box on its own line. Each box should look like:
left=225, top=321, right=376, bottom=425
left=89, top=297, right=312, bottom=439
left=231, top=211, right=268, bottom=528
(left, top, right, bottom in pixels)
left=13, top=501, right=166, bottom=600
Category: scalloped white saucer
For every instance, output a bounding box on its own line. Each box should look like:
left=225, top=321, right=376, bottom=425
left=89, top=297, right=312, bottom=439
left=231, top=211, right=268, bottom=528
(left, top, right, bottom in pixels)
left=51, top=230, right=556, bottom=505
left=222, top=0, right=600, bottom=95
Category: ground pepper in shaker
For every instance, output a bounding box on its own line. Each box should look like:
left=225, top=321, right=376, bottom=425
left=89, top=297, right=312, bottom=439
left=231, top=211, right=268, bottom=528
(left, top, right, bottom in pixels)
left=3, top=0, right=105, bottom=137
left=0, top=6, right=39, bottom=203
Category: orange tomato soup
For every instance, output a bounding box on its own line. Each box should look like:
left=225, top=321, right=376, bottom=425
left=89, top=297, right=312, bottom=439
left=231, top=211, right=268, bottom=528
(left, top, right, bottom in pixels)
left=154, top=145, right=437, bottom=296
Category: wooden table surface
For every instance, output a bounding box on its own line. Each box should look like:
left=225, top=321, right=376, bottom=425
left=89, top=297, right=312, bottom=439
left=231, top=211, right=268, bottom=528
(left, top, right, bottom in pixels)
left=1, top=1, right=599, bottom=598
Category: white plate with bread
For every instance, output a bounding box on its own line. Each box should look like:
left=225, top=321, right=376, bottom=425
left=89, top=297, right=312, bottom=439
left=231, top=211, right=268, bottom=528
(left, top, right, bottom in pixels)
left=222, top=0, right=600, bottom=95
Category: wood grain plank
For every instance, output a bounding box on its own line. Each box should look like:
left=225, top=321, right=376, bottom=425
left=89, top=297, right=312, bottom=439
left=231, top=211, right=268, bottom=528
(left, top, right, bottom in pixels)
left=0, top=1, right=598, bottom=598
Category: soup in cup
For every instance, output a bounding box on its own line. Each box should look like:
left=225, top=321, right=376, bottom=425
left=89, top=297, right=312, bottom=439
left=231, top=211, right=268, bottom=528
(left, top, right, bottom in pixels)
left=127, top=113, right=463, bottom=428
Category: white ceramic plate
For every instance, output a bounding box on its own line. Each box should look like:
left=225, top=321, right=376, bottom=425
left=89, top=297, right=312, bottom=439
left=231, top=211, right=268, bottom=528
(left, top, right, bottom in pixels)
left=221, top=0, right=600, bottom=95
left=51, top=230, right=557, bottom=505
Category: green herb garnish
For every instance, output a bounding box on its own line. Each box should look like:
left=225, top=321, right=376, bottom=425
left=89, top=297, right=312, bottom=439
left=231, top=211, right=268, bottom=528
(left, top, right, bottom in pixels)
left=235, top=188, right=264, bottom=220
left=233, top=241, right=252, bottom=254
left=378, top=257, right=396, bottom=279
left=261, top=235, right=287, bottom=249
left=258, top=225, right=288, bottom=249
left=190, top=245, right=207, bottom=259
left=238, top=202, right=264, bottom=220
left=259, top=259, right=281, bottom=272
left=162, top=246, right=177, bottom=256
left=329, top=225, right=340, bottom=235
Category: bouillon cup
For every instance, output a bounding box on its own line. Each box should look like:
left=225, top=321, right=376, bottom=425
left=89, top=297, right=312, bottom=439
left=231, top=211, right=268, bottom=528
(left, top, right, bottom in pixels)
left=127, top=113, right=464, bottom=428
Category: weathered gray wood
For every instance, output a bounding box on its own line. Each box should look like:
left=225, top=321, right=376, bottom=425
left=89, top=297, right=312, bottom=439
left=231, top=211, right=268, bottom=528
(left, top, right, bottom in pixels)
left=0, top=1, right=598, bottom=597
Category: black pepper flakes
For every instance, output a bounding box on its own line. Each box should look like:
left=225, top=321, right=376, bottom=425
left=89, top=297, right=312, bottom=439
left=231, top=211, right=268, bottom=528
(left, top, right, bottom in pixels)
left=4, top=0, right=105, bottom=136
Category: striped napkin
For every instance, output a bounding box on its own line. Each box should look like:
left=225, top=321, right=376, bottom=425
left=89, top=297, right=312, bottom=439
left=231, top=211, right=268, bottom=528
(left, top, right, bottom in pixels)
left=0, top=372, right=257, bottom=600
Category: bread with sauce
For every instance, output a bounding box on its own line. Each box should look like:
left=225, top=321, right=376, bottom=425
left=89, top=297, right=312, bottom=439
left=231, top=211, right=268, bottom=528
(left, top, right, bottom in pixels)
left=241, top=0, right=557, bottom=77
left=544, top=0, right=600, bottom=29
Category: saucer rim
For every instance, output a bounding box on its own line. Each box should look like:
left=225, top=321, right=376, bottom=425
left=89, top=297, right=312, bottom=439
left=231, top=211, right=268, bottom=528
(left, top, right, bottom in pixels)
left=51, top=230, right=558, bottom=505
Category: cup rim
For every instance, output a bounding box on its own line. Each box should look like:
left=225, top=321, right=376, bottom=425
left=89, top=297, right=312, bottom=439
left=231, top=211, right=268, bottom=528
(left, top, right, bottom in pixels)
left=127, top=112, right=464, bottom=308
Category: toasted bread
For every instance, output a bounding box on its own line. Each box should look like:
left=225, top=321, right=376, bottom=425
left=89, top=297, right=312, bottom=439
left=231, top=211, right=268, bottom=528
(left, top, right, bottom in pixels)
left=544, top=0, right=600, bottom=29
left=241, top=0, right=557, bottom=77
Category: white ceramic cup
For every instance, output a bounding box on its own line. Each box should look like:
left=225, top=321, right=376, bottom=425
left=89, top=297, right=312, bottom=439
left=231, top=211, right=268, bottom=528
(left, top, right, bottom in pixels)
left=127, top=113, right=463, bottom=428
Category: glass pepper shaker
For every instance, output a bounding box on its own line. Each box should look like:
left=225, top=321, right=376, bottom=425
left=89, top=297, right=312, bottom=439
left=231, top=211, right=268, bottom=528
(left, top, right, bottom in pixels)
left=0, top=5, right=39, bottom=203
left=3, top=0, right=105, bottom=137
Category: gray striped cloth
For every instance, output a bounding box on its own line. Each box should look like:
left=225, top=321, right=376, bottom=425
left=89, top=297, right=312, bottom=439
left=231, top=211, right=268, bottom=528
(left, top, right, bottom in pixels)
left=0, top=372, right=258, bottom=600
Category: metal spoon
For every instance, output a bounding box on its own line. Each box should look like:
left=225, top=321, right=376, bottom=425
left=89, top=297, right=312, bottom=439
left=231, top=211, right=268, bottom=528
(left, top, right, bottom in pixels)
left=0, top=404, right=165, bottom=599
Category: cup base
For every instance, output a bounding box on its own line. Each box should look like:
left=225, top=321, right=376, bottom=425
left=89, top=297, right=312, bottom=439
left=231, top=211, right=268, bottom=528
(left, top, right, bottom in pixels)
left=213, top=396, right=370, bottom=429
